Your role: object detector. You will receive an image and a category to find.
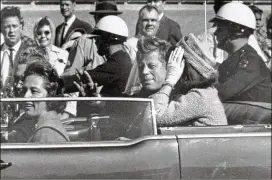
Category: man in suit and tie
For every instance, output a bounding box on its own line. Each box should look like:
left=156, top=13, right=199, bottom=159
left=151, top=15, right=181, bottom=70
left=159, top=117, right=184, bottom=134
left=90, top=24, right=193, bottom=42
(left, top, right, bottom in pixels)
left=55, top=0, right=93, bottom=48
left=1, top=6, right=32, bottom=98
left=135, top=0, right=182, bottom=45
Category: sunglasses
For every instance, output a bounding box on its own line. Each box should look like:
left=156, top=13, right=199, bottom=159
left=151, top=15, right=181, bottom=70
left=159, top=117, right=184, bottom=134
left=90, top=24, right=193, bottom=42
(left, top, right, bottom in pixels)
left=37, top=31, right=51, bottom=36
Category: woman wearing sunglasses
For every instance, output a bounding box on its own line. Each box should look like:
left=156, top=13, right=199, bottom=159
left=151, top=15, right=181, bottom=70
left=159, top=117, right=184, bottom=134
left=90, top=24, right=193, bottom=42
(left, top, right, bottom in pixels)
left=34, top=16, right=68, bottom=75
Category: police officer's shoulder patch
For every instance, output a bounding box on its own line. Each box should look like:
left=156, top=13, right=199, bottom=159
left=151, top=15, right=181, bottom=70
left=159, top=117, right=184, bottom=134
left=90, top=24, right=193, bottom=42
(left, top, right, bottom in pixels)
left=238, top=49, right=250, bottom=69
left=238, top=58, right=250, bottom=69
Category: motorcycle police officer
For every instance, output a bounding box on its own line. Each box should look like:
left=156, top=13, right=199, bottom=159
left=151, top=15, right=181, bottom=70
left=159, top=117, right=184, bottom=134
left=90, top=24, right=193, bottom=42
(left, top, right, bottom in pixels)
left=211, top=2, right=271, bottom=103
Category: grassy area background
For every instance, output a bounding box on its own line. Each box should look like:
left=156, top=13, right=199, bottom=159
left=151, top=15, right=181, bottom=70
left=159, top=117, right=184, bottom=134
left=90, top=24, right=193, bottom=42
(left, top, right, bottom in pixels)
left=15, top=4, right=271, bottom=39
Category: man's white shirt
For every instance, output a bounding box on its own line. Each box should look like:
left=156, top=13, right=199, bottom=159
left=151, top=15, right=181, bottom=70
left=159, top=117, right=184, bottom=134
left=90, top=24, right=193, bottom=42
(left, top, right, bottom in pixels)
left=1, top=40, right=22, bottom=86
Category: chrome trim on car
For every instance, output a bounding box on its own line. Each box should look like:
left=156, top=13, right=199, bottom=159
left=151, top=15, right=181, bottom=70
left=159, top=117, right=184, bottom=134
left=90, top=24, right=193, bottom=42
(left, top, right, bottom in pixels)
left=177, top=132, right=271, bottom=139
left=0, top=97, right=154, bottom=102
left=1, top=132, right=271, bottom=150
left=0, top=135, right=177, bottom=149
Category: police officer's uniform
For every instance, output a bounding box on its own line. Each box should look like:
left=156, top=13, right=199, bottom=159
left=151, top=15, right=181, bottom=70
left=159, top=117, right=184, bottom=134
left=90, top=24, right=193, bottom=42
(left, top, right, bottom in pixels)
left=218, top=44, right=271, bottom=103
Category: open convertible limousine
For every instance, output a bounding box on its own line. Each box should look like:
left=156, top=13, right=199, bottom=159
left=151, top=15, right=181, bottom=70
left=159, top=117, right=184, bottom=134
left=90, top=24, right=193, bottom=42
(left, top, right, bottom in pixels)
left=1, top=97, right=271, bottom=179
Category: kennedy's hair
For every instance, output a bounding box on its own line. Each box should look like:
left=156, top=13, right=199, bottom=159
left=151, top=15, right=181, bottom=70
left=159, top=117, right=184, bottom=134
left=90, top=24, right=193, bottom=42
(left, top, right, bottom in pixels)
left=138, top=5, right=159, bottom=19
left=0, top=6, right=24, bottom=27
left=136, top=36, right=172, bottom=66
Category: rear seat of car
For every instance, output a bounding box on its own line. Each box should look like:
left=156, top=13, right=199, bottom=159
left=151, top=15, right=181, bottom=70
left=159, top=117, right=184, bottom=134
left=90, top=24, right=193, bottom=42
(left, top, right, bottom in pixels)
left=223, top=101, right=271, bottom=125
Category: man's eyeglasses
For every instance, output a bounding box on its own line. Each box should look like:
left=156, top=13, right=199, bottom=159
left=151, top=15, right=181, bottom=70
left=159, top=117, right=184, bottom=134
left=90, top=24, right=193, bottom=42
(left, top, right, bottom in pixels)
left=37, top=31, right=51, bottom=36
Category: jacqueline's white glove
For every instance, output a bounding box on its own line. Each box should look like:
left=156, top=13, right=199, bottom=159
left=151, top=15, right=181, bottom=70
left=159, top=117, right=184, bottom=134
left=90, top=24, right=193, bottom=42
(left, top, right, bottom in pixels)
left=165, top=46, right=185, bottom=87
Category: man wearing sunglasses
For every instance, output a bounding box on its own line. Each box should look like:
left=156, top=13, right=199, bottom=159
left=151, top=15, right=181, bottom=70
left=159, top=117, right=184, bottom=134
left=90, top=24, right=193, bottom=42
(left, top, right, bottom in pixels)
left=135, top=0, right=182, bottom=46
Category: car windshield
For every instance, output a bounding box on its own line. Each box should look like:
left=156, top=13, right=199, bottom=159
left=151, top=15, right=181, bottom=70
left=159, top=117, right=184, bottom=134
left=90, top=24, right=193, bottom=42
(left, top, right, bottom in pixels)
left=1, top=97, right=157, bottom=142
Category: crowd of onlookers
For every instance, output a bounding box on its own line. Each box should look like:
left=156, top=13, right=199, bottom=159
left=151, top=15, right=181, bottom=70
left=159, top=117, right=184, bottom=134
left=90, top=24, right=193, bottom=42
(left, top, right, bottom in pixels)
left=1, top=0, right=271, bottom=142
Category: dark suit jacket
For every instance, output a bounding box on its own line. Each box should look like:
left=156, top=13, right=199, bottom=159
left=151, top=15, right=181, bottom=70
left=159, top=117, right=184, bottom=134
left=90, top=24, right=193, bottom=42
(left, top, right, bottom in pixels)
left=0, top=40, right=32, bottom=98
left=55, top=17, right=93, bottom=48
left=135, top=15, right=182, bottom=46
left=0, top=41, right=32, bottom=75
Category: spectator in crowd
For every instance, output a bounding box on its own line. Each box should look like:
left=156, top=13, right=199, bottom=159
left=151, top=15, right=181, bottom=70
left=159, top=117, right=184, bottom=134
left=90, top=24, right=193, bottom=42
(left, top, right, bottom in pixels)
left=264, top=13, right=272, bottom=60
left=62, top=0, right=122, bottom=77
left=135, top=0, right=182, bottom=46
left=8, top=59, right=69, bottom=143
left=249, top=5, right=267, bottom=47
left=248, top=4, right=270, bottom=69
left=124, top=5, right=160, bottom=95
left=1, top=6, right=33, bottom=98
left=211, top=2, right=271, bottom=103
left=34, top=16, right=69, bottom=76
left=34, top=17, right=78, bottom=119
left=126, top=5, right=160, bottom=62
left=55, top=0, right=93, bottom=48
left=61, top=0, right=122, bottom=51
left=136, top=36, right=227, bottom=127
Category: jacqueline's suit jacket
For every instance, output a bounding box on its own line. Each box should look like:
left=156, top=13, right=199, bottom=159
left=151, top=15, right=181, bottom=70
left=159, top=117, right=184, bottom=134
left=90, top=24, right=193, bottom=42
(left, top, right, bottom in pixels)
left=135, top=15, right=182, bottom=46
left=55, top=17, right=93, bottom=48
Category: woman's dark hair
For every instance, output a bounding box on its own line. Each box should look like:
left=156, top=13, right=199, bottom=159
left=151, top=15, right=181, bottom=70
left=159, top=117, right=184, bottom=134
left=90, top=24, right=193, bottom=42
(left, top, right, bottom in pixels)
left=36, top=16, right=51, bottom=30
left=175, top=62, right=218, bottom=95
left=23, top=59, right=66, bottom=113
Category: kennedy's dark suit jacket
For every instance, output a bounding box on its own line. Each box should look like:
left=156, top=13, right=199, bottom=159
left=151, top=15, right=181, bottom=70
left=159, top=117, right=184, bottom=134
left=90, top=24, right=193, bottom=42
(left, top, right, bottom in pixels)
left=135, top=15, right=182, bottom=46
left=55, top=17, right=93, bottom=48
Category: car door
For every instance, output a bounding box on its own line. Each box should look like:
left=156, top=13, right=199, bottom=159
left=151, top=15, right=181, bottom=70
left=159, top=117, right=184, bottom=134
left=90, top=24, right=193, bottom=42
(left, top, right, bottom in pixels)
left=175, top=126, right=271, bottom=179
left=1, top=97, right=180, bottom=179
left=1, top=136, right=180, bottom=179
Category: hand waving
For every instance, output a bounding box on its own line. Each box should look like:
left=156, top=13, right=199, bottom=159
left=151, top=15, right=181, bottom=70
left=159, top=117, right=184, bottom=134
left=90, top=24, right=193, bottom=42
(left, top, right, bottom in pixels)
left=165, top=46, right=185, bottom=86
left=73, top=69, right=99, bottom=97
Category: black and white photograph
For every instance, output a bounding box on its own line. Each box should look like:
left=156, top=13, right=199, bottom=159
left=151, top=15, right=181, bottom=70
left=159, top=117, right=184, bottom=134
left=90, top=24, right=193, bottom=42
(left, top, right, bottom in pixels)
left=0, top=0, right=271, bottom=179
